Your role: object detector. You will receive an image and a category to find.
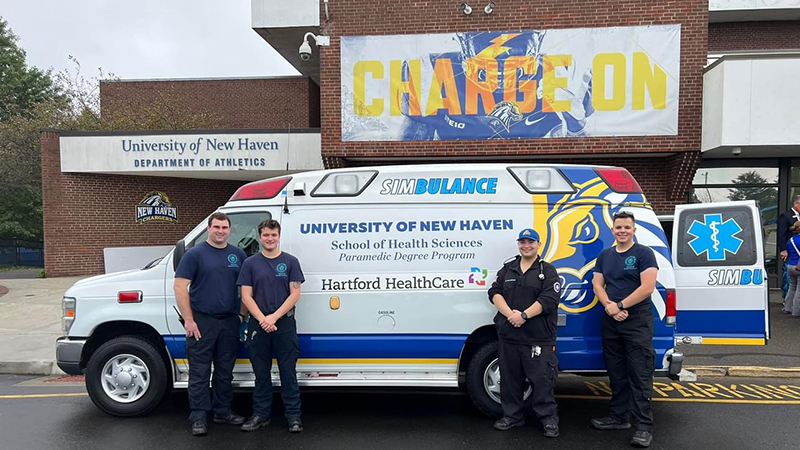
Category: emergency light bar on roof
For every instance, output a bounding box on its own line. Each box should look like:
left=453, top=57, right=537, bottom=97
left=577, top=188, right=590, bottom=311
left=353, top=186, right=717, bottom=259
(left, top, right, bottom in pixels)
left=507, top=167, right=575, bottom=193
left=594, top=167, right=642, bottom=193
left=310, top=171, right=377, bottom=197
left=229, top=177, right=291, bottom=201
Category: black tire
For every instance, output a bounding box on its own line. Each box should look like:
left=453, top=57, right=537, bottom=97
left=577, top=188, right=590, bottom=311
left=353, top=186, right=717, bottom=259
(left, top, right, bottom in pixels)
left=85, top=336, right=170, bottom=417
left=466, top=340, right=503, bottom=418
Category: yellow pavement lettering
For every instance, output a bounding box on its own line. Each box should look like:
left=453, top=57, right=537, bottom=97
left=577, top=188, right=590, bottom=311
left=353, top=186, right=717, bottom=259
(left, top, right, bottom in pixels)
left=586, top=381, right=800, bottom=404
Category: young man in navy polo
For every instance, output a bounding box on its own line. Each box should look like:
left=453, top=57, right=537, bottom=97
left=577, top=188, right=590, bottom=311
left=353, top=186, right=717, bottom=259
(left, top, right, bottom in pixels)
left=238, top=219, right=305, bottom=433
left=591, top=211, right=658, bottom=448
left=174, top=212, right=247, bottom=436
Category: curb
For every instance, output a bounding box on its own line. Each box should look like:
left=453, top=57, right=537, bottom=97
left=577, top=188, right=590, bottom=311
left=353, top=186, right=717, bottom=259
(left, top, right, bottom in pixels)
left=0, top=361, right=65, bottom=376
left=687, top=365, right=800, bottom=378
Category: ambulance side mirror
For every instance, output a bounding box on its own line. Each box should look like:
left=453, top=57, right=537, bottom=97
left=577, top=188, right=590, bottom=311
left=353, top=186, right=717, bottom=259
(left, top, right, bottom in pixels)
left=173, top=240, right=185, bottom=271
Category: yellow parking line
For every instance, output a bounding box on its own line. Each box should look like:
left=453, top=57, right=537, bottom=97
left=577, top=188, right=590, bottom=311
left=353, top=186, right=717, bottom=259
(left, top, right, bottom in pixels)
left=0, top=393, right=88, bottom=399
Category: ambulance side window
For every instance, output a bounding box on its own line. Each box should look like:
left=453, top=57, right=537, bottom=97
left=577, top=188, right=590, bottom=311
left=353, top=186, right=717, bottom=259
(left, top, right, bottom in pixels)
left=189, top=212, right=271, bottom=257
left=676, top=206, right=756, bottom=267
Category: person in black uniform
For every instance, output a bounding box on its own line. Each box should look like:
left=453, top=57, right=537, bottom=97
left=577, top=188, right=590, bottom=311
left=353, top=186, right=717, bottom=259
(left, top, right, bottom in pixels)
left=238, top=219, right=305, bottom=433
left=488, top=228, right=561, bottom=438
left=591, top=211, right=658, bottom=448
left=174, top=212, right=248, bottom=436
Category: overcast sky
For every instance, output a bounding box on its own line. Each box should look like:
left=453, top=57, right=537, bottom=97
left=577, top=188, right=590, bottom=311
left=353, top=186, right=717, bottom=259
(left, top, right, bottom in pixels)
left=1, top=0, right=298, bottom=80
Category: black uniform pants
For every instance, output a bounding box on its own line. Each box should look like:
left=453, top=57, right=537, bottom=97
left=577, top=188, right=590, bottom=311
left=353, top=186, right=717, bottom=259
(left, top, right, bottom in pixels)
left=247, top=315, right=301, bottom=420
left=185, top=312, right=239, bottom=422
left=498, top=339, right=559, bottom=425
left=601, top=309, right=655, bottom=431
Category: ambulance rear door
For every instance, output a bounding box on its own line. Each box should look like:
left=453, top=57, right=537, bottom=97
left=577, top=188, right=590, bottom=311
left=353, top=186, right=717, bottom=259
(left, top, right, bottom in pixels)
left=672, top=200, right=769, bottom=345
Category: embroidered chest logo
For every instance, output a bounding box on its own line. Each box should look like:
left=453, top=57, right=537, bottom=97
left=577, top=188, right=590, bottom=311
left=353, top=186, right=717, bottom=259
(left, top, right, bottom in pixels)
left=624, top=255, right=637, bottom=270
left=276, top=262, right=288, bottom=277
left=227, top=254, right=239, bottom=268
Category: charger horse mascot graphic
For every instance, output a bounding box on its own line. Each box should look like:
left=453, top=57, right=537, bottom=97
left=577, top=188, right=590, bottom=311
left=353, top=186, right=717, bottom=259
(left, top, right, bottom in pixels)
left=530, top=169, right=670, bottom=319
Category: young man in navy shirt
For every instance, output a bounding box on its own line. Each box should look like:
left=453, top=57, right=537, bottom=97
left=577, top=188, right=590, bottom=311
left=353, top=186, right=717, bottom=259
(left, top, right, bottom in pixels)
left=174, top=212, right=247, bottom=436
left=591, top=211, right=658, bottom=448
left=238, top=219, right=305, bottom=433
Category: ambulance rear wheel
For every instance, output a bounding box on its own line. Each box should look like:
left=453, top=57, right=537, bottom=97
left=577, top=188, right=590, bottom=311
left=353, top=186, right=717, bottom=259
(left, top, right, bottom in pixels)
left=85, top=336, right=170, bottom=417
left=466, top=340, right=533, bottom=418
left=466, top=340, right=503, bottom=418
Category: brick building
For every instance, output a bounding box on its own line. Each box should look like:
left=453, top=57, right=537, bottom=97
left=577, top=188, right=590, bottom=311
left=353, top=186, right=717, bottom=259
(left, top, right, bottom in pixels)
left=43, top=1, right=800, bottom=281
left=41, top=77, right=321, bottom=276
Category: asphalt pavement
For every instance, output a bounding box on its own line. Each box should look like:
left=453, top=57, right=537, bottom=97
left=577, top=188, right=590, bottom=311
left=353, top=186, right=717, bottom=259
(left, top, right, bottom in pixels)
left=0, top=374, right=798, bottom=450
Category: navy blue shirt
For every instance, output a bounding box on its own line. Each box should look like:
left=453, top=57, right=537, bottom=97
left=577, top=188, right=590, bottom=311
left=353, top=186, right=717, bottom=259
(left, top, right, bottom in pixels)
left=237, top=252, right=305, bottom=315
left=595, top=243, right=658, bottom=312
left=175, top=242, right=247, bottom=315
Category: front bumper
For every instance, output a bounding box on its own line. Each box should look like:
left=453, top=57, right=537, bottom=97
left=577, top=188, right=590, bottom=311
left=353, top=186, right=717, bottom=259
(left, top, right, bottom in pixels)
left=56, top=337, right=86, bottom=375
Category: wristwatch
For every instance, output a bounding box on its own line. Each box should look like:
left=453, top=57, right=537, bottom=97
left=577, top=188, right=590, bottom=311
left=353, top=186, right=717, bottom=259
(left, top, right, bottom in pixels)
left=521, top=311, right=528, bottom=320
left=616, top=301, right=625, bottom=311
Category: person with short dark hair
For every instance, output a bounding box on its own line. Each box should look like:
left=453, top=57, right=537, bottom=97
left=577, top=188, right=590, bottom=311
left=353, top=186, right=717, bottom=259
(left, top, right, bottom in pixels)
left=174, top=212, right=247, bottom=436
left=488, top=228, right=561, bottom=438
left=238, top=219, right=305, bottom=433
left=591, top=211, right=658, bottom=448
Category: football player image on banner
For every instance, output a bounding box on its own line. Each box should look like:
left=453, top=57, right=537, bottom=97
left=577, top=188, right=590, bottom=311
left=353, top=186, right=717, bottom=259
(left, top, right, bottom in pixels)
left=340, top=25, right=680, bottom=142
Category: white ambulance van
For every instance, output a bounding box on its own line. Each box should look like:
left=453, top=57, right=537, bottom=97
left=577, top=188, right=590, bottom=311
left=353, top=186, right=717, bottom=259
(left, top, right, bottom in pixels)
left=55, top=164, right=769, bottom=417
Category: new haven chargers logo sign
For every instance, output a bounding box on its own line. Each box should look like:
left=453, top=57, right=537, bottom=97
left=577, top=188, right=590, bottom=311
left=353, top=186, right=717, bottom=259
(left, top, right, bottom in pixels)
left=687, top=213, right=743, bottom=262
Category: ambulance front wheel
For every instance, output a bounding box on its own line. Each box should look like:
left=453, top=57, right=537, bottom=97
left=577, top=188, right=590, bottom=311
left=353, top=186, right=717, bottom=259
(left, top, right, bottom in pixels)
left=85, top=336, right=170, bottom=417
left=466, top=340, right=503, bottom=418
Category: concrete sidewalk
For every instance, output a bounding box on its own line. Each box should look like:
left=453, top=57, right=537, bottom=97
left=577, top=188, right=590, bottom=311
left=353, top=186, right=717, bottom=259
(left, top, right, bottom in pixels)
left=0, top=276, right=84, bottom=375
left=0, top=276, right=798, bottom=377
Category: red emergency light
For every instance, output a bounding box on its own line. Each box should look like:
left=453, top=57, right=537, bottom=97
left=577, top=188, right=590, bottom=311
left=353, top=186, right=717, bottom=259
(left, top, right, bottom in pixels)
left=230, top=177, right=292, bottom=201
left=594, top=168, right=642, bottom=193
left=665, top=289, right=676, bottom=326
left=118, top=291, right=142, bottom=303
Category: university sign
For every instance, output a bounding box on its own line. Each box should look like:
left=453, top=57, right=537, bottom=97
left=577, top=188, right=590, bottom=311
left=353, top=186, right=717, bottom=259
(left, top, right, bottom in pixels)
left=59, top=131, right=322, bottom=176
left=341, top=25, right=681, bottom=141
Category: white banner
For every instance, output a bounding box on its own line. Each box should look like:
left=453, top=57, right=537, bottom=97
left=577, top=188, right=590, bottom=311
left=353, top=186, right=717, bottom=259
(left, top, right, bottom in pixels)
left=341, top=25, right=681, bottom=141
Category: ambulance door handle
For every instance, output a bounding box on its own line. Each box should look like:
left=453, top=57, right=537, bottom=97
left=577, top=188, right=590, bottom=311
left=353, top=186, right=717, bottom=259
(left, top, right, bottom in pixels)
left=557, top=314, right=566, bottom=327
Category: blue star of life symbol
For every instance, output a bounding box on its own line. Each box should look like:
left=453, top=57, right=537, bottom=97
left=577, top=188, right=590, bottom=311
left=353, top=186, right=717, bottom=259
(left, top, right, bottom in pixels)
left=686, top=213, right=743, bottom=261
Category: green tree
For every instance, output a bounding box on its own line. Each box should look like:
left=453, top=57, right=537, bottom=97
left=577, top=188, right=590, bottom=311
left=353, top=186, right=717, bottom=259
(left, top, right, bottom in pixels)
left=0, top=17, right=61, bottom=121
left=0, top=19, right=221, bottom=241
left=727, top=171, right=777, bottom=206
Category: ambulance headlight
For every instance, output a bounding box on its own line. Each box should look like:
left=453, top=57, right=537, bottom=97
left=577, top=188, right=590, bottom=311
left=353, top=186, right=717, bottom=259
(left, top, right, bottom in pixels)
left=62, top=297, right=76, bottom=334
left=508, top=167, right=574, bottom=193
left=311, top=170, right=378, bottom=197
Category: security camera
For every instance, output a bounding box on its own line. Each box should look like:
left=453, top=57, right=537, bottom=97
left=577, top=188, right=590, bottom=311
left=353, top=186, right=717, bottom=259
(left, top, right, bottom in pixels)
left=298, top=32, right=330, bottom=62
left=732, top=147, right=742, bottom=156
left=484, top=2, right=495, bottom=14
left=299, top=41, right=312, bottom=61
left=460, top=3, right=472, bottom=14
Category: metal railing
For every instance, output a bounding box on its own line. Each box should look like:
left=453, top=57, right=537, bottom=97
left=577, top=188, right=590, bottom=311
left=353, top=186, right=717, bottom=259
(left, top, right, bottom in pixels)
left=0, top=239, right=44, bottom=267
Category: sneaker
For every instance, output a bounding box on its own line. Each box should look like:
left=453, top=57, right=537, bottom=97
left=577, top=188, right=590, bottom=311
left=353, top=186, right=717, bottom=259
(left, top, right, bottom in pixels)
left=213, top=412, right=246, bottom=425
left=493, top=417, right=525, bottom=431
left=543, top=423, right=560, bottom=438
left=191, top=420, right=208, bottom=436
left=288, top=418, right=303, bottom=433
left=631, top=430, right=653, bottom=447
left=241, top=415, right=270, bottom=432
left=591, top=417, right=632, bottom=430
